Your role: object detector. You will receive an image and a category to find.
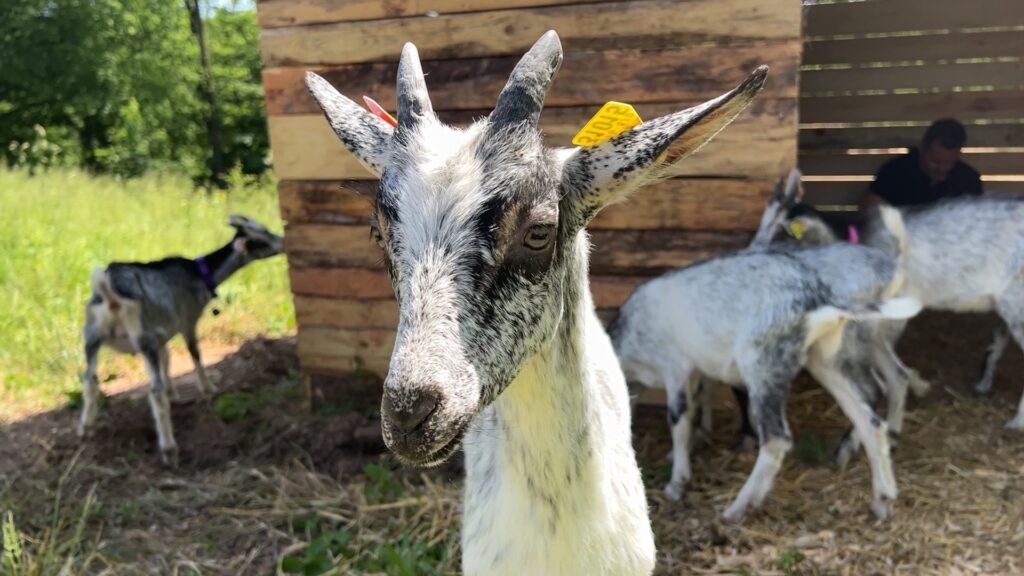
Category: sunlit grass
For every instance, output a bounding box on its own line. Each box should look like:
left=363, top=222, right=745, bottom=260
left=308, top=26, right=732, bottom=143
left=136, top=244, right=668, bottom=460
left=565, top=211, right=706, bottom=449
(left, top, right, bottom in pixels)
left=0, top=169, right=293, bottom=416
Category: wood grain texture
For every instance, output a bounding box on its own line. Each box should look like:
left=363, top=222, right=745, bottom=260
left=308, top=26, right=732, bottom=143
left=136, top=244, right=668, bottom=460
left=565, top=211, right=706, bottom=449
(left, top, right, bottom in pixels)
left=799, top=123, right=1024, bottom=152
left=804, top=0, right=1024, bottom=38
left=801, top=153, right=1024, bottom=177
left=801, top=60, right=1024, bottom=95
left=279, top=178, right=779, bottom=231
left=262, top=43, right=799, bottom=116
left=295, top=296, right=399, bottom=329
left=803, top=30, right=1024, bottom=65
left=257, top=0, right=601, bottom=28
left=268, top=97, right=796, bottom=180
left=800, top=91, right=1024, bottom=124
left=260, top=0, right=800, bottom=66
left=297, top=326, right=395, bottom=376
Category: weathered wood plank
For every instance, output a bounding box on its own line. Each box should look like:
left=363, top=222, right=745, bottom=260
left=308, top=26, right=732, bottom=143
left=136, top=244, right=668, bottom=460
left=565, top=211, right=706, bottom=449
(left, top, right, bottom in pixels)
left=295, top=296, right=399, bottom=329
left=799, top=123, right=1024, bottom=152
left=804, top=0, right=1024, bottom=38
left=289, top=266, right=651, bottom=308
left=262, top=44, right=799, bottom=116
left=269, top=97, right=796, bottom=180
left=297, top=326, right=395, bottom=376
left=802, top=61, right=1024, bottom=95
left=257, top=0, right=602, bottom=28
left=800, top=91, right=1024, bottom=124
left=803, top=30, right=1024, bottom=66
left=284, top=225, right=742, bottom=274
left=260, top=0, right=800, bottom=66
left=803, top=178, right=1024, bottom=206
left=300, top=352, right=391, bottom=378
left=801, top=152, right=1024, bottom=177
left=279, top=178, right=779, bottom=231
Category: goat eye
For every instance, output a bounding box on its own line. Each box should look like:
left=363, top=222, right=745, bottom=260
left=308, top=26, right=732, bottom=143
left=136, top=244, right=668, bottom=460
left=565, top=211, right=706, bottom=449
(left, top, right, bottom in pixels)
left=523, top=225, right=553, bottom=251
left=371, top=228, right=385, bottom=249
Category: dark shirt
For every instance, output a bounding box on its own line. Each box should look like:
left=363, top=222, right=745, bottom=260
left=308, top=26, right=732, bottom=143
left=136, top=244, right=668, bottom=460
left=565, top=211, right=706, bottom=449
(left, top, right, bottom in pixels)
left=869, top=148, right=982, bottom=206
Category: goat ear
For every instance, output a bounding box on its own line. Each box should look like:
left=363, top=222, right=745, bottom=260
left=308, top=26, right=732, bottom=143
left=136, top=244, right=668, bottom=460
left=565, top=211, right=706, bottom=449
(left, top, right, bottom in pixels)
left=305, top=72, right=394, bottom=177
left=560, top=66, right=768, bottom=225
left=750, top=168, right=803, bottom=247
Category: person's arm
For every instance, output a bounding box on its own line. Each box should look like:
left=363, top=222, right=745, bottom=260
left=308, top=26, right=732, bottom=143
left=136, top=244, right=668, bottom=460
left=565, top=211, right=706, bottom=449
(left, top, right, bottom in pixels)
left=966, top=167, right=983, bottom=196
left=862, top=159, right=897, bottom=210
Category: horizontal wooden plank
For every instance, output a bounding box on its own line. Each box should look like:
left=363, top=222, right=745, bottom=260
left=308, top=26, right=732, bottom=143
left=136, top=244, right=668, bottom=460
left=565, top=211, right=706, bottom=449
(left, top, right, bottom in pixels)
left=298, top=326, right=395, bottom=376
left=803, top=30, right=1024, bottom=66
left=269, top=97, right=796, bottom=180
left=804, top=0, right=1024, bottom=38
left=260, top=0, right=800, bottom=66
left=799, top=123, right=1024, bottom=152
left=289, top=266, right=651, bottom=308
left=279, top=178, right=779, bottom=231
left=801, top=152, right=1024, bottom=177
left=263, top=43, right=799, bottom=116
left=295, top=296, right=399, bottom=329
left=803, top=178, right=1024, bottom=206
left=800, top=90, right=1024, bottom=124
left=802, top=60, right=1024, bottom=95
left=300, top=352, right=391, bottom=378
left=257, top=0, right=601, bottom=28
left=284, top=225, right=741, bottom=274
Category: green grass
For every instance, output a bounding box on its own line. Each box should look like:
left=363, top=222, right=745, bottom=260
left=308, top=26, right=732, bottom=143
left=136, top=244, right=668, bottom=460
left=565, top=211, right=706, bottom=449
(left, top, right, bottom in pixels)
left=0, top=169, right=294, bottom=415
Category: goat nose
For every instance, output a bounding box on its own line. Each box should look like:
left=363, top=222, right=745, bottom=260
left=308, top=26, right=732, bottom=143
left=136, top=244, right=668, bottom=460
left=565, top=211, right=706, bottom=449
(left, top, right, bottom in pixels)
left=382, top=391, right=439, bottom=434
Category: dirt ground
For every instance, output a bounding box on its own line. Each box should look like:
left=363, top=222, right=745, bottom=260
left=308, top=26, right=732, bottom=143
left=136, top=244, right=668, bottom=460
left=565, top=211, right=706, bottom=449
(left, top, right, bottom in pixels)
left=1, top=312, right=1023, bottom=575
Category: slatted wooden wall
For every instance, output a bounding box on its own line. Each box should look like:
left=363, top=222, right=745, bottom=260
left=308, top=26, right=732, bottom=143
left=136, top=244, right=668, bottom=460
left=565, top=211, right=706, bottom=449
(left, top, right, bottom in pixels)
left=800, top=0, right=1024, bottom=209
left=257, top=0, right=802, bottom=377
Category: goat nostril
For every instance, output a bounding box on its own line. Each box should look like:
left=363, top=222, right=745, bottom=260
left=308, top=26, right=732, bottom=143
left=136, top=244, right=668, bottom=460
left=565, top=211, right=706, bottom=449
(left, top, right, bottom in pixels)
left=383, top=392, right=439, bottom=434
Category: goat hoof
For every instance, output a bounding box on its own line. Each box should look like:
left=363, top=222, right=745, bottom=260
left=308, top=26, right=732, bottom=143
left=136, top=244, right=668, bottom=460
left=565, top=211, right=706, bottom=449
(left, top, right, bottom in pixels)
left=1004, top=417, right=1024, bottom=432
left=973, top=383, right=994, bottom=398
left=871, top=497, right=894, bottom=522
left=663, top=482, right=685, bottom=501
left=908, top=373, right=932, bottom=399
left=720, top=506, right=746, bottom=525
left=834, top=443, right=856, bottom=471
left=161, top=446, right=180, bottom=470
left=76, top=424, right=94, bottom=440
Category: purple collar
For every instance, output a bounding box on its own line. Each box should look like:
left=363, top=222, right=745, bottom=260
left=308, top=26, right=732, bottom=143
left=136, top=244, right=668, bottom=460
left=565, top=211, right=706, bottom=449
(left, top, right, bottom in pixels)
left=194, top=256, right=218, bottom=297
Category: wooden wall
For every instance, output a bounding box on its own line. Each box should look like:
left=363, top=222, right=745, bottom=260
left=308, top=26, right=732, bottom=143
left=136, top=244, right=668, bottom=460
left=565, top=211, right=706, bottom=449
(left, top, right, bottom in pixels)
left=800, top=0, right=1024, bottom=209
left=257, top=0, right=802, bottom=377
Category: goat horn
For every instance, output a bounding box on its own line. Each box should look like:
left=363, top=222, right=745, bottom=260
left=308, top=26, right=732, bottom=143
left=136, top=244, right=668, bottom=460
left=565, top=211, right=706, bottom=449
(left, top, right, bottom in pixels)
left=396, top=43, right=434, bottom=131
left=490, top=30, right=563, bottom=130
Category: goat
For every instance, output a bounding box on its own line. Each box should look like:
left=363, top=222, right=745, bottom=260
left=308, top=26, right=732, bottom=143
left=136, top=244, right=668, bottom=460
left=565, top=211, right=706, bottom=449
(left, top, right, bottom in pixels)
left=611, top=199, right=920, bottom=523
left=78, top=215, right=283, bottom=468
left=305, top=31, right=767, bottom=575
left=844, top=198, right=1024, bottom=430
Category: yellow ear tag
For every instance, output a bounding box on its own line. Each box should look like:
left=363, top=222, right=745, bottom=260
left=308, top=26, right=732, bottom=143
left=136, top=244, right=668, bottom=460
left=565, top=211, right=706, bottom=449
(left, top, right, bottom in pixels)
left=788, top=220, right=806, bottom=240
left=572, top=102, right=643, bottom=147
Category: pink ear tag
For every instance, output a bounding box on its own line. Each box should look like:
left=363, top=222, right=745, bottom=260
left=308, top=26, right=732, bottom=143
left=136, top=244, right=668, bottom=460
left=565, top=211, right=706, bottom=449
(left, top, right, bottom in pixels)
left=847, top=225, right=860, bottom=244
left=363, top=96, right=398, bottom=127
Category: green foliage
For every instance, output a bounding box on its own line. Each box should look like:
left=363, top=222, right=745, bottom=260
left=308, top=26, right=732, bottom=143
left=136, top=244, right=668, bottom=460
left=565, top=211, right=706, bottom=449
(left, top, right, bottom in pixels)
left=363, top=464, right=404, bottom=504
left=360, top=535, right=452, bottom=576
left=0, top=169, right=293, bottom=414
left=774, top=547, right=806, bottom=575
left=794, top=431, right=830, bottom=467
left=0, top=0, right=267, bottom=183
left=212, top=392, right=257, bottom=423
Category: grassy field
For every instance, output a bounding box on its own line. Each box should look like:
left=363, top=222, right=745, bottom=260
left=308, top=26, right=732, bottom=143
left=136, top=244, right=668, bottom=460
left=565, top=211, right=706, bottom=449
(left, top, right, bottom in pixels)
left=0, top=169, right=294, bottom=418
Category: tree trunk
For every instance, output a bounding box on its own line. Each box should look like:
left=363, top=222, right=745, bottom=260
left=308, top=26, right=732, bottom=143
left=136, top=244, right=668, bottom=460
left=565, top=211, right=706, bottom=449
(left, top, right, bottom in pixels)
left=186, top=0, right=225, bottom=187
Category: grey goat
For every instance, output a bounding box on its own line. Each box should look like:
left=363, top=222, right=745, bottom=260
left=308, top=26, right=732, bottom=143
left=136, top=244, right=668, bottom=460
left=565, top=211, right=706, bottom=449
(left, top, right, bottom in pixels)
left=612, top=198, right=920, bottom=522
left=78, top=215, right=283, bottom=467
left=795, top=197, right=1024, bottom=431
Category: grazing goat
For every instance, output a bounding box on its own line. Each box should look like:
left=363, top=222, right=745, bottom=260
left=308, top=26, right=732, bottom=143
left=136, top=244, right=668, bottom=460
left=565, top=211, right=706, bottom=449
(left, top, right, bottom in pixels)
left=851, top=198, right=1024, bottom=430
left=305, top=31, right=767, bottom=575
left=611, top=201, right=920, bottom=522
left=78, top=215, right=283, bottom=467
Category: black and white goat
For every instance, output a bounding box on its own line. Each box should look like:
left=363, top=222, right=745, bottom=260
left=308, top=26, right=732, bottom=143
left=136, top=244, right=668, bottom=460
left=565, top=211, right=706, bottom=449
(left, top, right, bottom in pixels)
left=611, top=196, right=921, bottom=522
left=78, top=215, right=283, bottom=467
left=795, top=197, right=1024, bottom=431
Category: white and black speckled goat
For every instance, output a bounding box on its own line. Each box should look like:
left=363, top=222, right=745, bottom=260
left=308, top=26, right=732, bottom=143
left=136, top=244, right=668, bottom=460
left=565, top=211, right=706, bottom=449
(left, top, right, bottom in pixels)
left=799, top=197, right=1024, bottom=431
left=611, top=197, right=921, bottom=523
left=306, top=30, right=768, bottom=575
left=78, top=215, right=282, bottom=467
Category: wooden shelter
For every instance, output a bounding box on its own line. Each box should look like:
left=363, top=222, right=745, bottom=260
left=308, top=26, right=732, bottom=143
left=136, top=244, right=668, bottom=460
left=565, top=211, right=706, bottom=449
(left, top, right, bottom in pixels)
left=800, top=0, right=1024, bottom=209
left=258, top=0, right=802, bottom=378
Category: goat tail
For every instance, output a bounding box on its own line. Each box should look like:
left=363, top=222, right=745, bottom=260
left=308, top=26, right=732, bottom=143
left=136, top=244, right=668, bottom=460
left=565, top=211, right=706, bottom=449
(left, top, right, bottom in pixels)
left=877, top=205, right=908, bottom=297
left=804, top=297, right=922, bottom=361
left=91, top=267, right=122, bottom=313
